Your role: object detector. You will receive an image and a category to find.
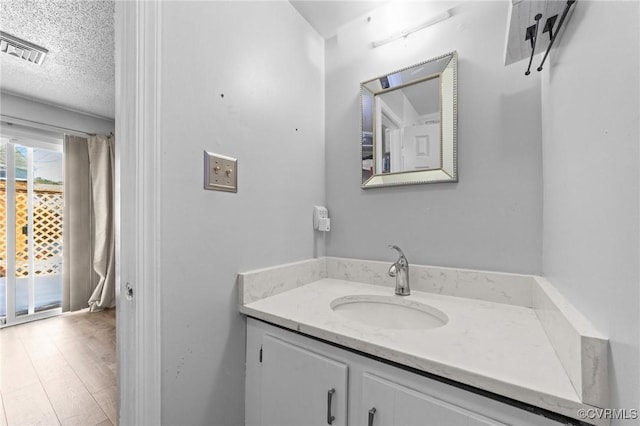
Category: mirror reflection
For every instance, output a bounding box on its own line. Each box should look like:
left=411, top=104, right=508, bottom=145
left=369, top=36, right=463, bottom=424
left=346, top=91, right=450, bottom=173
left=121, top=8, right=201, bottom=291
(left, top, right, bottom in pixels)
left=361, top=52, right=457, bottom=188
left=376, top=77, right=440, bottom=174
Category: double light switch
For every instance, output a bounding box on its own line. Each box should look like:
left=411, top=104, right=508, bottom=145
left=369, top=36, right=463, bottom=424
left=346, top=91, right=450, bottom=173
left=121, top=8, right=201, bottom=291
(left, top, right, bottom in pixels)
left=204, top=151, right=237, bottom=193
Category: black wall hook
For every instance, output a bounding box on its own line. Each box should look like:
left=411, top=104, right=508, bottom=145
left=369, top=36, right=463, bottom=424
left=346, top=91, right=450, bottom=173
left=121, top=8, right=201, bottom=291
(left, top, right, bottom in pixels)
left=537, top=0, right=576, bottom=72
left=543, top=14, right=558, bottom=40
left=524, top=13, right=543, bottom=76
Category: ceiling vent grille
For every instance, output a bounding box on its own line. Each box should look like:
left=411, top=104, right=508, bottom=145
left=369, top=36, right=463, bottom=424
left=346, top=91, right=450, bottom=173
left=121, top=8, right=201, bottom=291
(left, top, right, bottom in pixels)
left=0, top=31, right=48, bottom=65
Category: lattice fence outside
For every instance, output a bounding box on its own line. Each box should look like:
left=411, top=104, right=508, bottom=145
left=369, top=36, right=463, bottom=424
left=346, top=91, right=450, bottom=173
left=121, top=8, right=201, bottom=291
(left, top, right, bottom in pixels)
left=0, top=180, right=63, bottom=278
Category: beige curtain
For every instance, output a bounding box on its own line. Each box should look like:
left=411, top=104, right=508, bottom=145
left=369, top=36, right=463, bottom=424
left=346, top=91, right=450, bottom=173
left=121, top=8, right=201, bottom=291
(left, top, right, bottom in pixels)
left=63, top=134, right=115, bottom=312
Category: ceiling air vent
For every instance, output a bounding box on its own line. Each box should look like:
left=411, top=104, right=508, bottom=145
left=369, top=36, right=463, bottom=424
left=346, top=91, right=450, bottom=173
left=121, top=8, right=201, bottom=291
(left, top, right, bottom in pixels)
left=0, top=31, right=48, bottom=65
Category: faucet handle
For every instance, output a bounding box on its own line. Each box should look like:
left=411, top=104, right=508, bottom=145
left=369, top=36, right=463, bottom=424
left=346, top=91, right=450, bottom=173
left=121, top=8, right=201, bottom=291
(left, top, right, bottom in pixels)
left=388, top=263, right=398, bottom=277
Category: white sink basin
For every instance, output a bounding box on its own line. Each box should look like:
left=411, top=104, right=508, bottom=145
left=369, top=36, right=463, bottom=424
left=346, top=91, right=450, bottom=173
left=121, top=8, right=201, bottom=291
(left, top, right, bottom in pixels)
left=330, top=295, right=448, bottom=330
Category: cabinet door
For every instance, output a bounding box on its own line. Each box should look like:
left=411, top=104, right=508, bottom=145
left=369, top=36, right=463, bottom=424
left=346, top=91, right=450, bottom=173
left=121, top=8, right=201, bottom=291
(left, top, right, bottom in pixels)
left=261, top=334, right=348, bottom=426
left=361, top=373, right=396, bottom=426
left=362, top=373, right=506, bottom=426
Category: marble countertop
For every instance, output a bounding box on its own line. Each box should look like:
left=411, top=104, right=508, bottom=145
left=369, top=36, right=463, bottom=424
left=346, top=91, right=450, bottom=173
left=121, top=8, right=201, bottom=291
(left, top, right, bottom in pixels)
left=238, top=257, right=608, bottom=426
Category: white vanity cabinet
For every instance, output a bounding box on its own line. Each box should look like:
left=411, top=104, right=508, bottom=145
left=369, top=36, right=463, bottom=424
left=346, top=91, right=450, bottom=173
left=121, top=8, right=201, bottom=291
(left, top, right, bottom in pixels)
left=246, top=318, right=569, bottom=426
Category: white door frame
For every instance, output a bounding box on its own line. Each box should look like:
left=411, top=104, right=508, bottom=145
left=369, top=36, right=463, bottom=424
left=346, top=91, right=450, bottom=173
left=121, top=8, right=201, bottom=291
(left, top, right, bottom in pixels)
left=115, top=1, right=162, bottom=424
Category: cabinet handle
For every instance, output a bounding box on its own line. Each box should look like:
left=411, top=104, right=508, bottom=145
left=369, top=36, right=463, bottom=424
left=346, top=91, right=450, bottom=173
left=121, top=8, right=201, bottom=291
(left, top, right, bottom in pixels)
left=327, top=388, right=336, bottom=424
left=368, top=407, right=376, bottom=426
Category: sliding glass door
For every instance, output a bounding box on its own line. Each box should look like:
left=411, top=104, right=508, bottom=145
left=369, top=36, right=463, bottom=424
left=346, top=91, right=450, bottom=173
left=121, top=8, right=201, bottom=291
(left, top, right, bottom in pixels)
left=1, top=136, right=63, bottom=326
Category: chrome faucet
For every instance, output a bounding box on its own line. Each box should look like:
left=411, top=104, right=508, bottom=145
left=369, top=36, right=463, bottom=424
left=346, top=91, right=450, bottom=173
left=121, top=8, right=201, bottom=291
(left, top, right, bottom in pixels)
left=388, top=245, right=410, bottom=296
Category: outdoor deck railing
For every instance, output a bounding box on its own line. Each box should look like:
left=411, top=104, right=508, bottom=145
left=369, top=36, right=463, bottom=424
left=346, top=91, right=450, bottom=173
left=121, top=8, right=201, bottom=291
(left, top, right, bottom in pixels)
left=0, top=180, right=63, bottom=278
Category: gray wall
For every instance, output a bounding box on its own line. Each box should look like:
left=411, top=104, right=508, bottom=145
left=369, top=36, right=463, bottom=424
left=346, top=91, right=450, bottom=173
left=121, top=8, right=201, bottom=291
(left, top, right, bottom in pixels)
left=159, top=2, right=325, bottom=424
left=325, top=2, right=543, bottom=274
left=541, top=2, right=639, bottom=423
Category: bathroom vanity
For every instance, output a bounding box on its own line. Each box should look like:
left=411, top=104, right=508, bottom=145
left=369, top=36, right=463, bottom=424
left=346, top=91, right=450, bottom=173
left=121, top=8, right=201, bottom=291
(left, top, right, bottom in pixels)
left=247, top=318, right=561, bottom=426
left=239, top=258, right=608, bottom=426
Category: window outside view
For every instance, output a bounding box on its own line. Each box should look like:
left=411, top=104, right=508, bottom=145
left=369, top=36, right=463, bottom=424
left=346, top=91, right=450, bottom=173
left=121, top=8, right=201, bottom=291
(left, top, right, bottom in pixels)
left=0, top=140, right=63, bottom=320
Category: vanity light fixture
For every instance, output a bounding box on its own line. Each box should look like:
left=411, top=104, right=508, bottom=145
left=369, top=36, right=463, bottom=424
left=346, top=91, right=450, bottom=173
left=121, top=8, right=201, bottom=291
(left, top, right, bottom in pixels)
left=372, top=9, right=452, bottom=48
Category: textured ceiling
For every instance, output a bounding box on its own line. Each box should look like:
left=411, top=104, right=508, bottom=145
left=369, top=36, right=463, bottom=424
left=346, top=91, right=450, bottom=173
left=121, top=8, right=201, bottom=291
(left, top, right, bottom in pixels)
left=0, top=0, right=115, bottom=119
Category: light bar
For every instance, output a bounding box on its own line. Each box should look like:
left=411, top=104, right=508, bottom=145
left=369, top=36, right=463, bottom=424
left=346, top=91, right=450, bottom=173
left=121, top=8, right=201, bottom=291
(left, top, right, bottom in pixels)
left=372, top=10, right=452, bottom=48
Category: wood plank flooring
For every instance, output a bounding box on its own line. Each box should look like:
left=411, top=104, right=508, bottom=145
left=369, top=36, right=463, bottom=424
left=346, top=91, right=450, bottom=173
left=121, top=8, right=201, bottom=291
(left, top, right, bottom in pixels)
left=0, top=309, right=116, bottom=426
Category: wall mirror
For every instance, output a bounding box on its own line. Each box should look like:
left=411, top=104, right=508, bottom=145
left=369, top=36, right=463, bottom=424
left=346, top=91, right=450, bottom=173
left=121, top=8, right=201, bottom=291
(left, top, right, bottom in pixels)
left=361, top=51, right=457, bottom=188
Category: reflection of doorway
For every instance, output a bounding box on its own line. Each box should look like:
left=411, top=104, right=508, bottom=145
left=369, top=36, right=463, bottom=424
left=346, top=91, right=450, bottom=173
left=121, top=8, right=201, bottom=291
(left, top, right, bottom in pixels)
left=379, top=106, right=402, bottom=174
left=1, top=136, right=64, bottom=326
left=381, top=123, right=391, bottom=173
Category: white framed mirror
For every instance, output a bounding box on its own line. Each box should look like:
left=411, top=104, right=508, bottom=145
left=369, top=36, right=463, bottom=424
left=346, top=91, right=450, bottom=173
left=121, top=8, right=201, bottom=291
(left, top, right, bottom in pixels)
left=361, top=51, right=457, bottom=188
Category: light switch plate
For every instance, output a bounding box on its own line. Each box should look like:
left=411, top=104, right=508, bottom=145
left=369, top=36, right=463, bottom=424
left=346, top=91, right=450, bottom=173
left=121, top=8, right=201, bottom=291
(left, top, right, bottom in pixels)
left=204, top=151, right=237, bottom=192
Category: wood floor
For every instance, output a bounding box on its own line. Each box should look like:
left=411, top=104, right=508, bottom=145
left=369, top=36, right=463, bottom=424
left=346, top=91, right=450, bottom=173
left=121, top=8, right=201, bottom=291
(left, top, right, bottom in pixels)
left=0, top=309, right=116, bottom=426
